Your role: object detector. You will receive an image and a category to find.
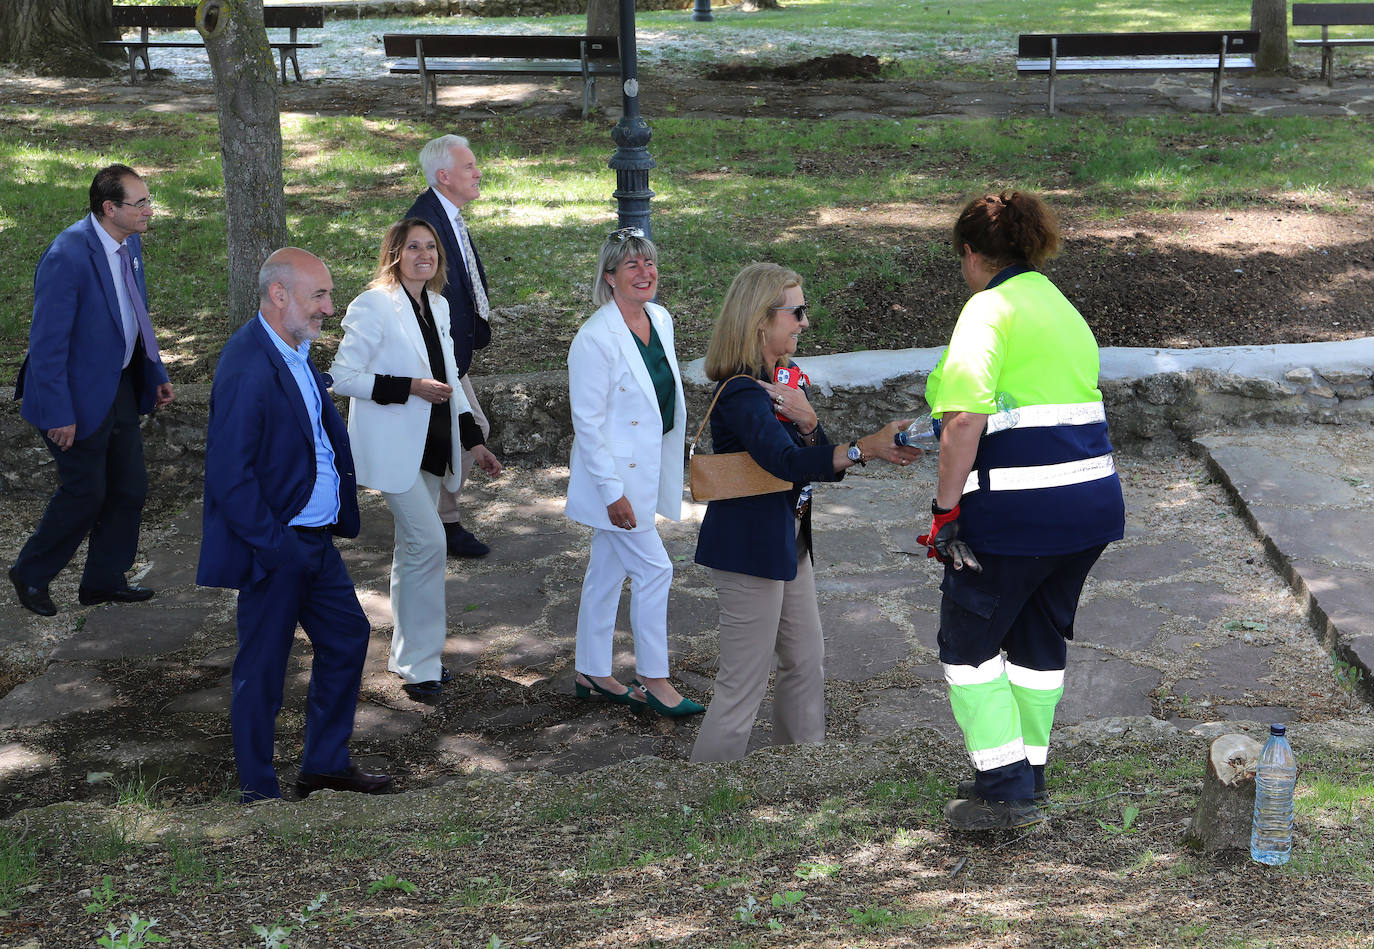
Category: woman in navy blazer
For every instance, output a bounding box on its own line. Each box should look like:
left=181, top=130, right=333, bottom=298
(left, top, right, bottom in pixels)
left=691, top=263, right=919, bottom=762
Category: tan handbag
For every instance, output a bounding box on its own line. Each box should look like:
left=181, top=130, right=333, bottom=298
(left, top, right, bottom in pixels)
left=688, top=374, right=794, bottom=502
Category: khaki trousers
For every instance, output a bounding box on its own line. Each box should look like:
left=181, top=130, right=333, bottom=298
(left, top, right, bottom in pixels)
left=437, top=373, right=489, bottom=525
left=691, top=533, right=825, bottom=763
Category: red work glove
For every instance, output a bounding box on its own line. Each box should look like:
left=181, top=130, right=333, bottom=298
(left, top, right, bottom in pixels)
left=917, top=501, right=982, bottom=572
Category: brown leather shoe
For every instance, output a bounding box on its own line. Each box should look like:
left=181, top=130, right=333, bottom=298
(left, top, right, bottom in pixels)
left=295, top=765, right=393, bottom=798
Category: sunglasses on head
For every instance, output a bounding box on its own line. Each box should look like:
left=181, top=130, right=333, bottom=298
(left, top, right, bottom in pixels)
left=608, top=226, right=646, bottom=242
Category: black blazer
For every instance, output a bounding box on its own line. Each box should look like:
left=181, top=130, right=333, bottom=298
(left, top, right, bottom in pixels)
left=693, top=370, right=842, bottom=581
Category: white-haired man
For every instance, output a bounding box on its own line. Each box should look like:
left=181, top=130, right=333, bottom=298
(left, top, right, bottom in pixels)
left=405, top=134, right=501, bottom=557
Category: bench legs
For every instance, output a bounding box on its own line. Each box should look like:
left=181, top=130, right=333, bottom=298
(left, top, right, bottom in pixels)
left=124, top=45, right=151, bottom=84
left=279, top=47, right=304, bottom=84
left=1212, top=69, right=1224, bottom=114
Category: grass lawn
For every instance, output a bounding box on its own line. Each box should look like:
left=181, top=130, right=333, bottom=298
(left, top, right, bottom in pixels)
left=2, top=108, right=1372, bottom=380
left=3, top=730, right=1371, bottom=946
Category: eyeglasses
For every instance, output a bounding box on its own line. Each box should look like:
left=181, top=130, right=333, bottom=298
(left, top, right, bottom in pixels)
left=608, top=226, right=645, bottom=242
left=771, top=304, right=808, bottom=321
left=114, top=197, right=154, bottom=210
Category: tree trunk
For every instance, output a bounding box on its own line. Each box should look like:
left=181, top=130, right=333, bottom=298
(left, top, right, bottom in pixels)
left=1183, top=733, right=1261, bottom=851
left=197, top=0, right=288, bottom=326
left=587, top=0, right=620, bottom=37
left=0, top=0, right=116, bottom=76
left=1251, top=0, right=1289, bottom=72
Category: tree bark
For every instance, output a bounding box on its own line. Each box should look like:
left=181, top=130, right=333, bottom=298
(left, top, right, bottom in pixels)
left=1251, top=0, right=1290, bottom=72
left=587, top=0, right=620, bottom=37
left=0, top=0, right=116, bottom=76
left=1184, top=734, right=1261, bottom=851
left=197, top=0, right=288, bottom=326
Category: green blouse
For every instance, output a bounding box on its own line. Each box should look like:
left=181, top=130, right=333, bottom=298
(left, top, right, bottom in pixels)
left=633, top=322, right=676, bottom=434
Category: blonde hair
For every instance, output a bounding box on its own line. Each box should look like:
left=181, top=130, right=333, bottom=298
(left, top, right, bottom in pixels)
left=703, top=263, right=802, bottom=381
left=368, top=218, right=448, bottom=295
left=591, top=231, right=658, bottom=306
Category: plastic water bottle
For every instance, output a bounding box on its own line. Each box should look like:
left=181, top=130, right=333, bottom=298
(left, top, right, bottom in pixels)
left=984, top=392, right=1021, bottom=435
left=1250, top=723, right=1298, bottom=866
left=894, top=413, right=939, bottom=451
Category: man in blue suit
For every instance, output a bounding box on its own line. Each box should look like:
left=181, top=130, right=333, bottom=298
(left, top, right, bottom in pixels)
left=198, top=247, right=391, bottom=803
left=10, top=164, right=175, bottom=617
left=407, top=133, right=496, bottom=558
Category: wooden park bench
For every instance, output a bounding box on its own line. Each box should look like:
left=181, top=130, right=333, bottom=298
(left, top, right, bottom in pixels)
left=382, top=33, right=620, bottom=120
left=1293, top=3, right=1374, bottom=85
left=1016, top=31, right=1261, bottom=114
left=101, top=5, right=325, bottom=84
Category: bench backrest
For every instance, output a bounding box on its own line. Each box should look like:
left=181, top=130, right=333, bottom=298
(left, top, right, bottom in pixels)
left=382, top=33, right=620, bottom=61
left=1018, top=31, right=1261, bottom=58
left=111, top=5, right=324, bottom=30
left=1292, top=3, right=1374, bottom=26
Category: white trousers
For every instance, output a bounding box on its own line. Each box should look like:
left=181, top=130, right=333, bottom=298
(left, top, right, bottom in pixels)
left=574, top=526, right=672, bottom=679
left=384, top=469, right=447, bottom=683
left=437, top=374, right=489, bottom=525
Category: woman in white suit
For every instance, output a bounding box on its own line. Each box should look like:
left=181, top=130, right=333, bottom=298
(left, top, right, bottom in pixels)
left=331, top=218, right=502, bottom=701
left=564, top=227, right=703, bottom=717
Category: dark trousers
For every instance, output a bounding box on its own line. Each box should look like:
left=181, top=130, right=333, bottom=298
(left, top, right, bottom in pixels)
left=13, top=369, right=145, bottom=591
left=231, top=530, right=371, bottom=802
left=938, top=544, right=1106, bottom=802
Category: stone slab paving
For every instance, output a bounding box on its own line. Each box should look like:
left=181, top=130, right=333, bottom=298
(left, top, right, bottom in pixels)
left=0, top=438, right=1369, bottom=806
left=1197, top=426, right=1374, bottom=701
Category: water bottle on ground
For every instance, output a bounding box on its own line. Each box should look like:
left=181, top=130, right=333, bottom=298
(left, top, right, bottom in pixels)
left=1250, top=722, right=1298, bottom=866
left=894, top=413, right=939, bottom=451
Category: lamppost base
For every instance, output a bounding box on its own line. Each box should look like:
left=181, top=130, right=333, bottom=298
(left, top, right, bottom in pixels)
left=692, top=0, right=714, bottom=21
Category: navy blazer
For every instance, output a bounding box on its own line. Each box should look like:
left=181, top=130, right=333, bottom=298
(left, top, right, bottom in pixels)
left=694, top=371, right=842, bottom=581
left=406, top=188, right=491, bottom=376
left=16, top=216, right=169, bottom=437
left=197, top=319, right=360, bottom=591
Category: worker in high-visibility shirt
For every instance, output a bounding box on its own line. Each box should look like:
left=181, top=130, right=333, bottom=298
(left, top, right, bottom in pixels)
left=919, top=190, right=1126, bottom=832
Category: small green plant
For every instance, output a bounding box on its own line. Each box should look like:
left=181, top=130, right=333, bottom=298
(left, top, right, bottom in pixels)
left=733, top=894, right=761, bottom=925
left=163, top=836, right=209, bottom=894
left=85, top=875, right=126, bottom=914
left=1097, top=804, right=1141, bottom=835
left=112, top=767, right=167, bottom=808
left=794, top=861, right=839, bottom=880
left=848, top=905, right=897, bottom=928
left=366, top=874, right=419, bottom=896
left=1332, top=653, right=1366, bottom=694
left=0, top=829, right=39, bottom=912
left=252, top=893, right=328, bottom=949
left=97, top=913, right=168, bottom=949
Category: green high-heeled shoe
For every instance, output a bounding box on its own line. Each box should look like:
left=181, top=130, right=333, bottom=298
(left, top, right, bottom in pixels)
left=631, top=679, right=705, bottom=717
left=575, top=678, right=641, bottom=706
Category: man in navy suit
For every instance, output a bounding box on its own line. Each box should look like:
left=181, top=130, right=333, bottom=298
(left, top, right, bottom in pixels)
left=198, top=247, right=391, bottom=803
left=10, top=164, right=175, bottom=617
left=407, top=134, right=495, bottom=558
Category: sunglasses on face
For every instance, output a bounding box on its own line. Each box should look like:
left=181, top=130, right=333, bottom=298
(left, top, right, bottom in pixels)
left=771, top=304, right=808, bottom=321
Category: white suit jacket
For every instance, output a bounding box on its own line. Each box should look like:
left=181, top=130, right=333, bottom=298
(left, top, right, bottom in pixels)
left=565, top=300, right=686, bottom=530
left=329, top=283, right=473, bottom=495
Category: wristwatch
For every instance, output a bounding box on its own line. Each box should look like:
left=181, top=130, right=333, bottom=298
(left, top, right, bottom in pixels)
left=847, top=440, right=867, bottom=466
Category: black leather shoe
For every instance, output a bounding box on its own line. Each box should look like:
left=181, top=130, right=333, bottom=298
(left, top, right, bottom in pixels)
left=440, top=665, right=452, bottom=685
left=445, top=523, right=490, bottom=558
left=402, top=679, right=444, bottom=700
left=9, top=567, right=56, bottom=617
left=78, top=584, right=155, bottom=606
left=295, top=765, right=393, bottom=798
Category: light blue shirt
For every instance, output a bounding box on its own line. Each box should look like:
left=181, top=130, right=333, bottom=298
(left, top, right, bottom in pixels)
left=258, top=314, right=340, bottom=528
left=90, top=213, right=138, bottom=368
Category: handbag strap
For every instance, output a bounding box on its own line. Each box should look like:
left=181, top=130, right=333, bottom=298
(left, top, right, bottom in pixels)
left=689, top=373, right=757, bottom=457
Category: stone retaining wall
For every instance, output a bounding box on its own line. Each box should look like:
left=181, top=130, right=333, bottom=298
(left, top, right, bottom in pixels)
left=319, top=0, right=692, bottom=18
left=4, top=347, right=1373, bottom=498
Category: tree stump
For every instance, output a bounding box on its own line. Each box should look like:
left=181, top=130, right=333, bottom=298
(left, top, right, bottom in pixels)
left=1184, top=733, right=1261, bottom=851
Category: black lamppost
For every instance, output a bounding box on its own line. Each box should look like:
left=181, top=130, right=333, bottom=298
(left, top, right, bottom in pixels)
left=692, top=0, right=713, bottom=22
left=608, top=0, right=655, bottom=239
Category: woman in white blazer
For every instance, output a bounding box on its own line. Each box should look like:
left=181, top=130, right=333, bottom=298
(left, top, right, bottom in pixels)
left=331, top=218, right=502, bottom=700
left=565, top=228, right=703, bottom=718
